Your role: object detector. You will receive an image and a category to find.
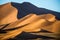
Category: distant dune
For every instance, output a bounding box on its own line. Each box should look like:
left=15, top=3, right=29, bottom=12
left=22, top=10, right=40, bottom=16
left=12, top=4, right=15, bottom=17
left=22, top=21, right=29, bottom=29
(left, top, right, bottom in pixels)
left=0, top=2, right=60, bottom=40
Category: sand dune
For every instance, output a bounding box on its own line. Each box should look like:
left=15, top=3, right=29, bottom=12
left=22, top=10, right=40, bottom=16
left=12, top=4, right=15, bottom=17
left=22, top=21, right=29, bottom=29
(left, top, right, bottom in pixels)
left=0, top=14, right=60, bottom=40
left=0, top=3, right=60, bottom=40
left=39, top=14, right=56, bottom=22
left=42, top=20, right=60, bottom=33
left=3, top=14, right=41, bottom=30
left=2, top=13, right=56, bottom=30
left=0, top=3, right=18, bottom=25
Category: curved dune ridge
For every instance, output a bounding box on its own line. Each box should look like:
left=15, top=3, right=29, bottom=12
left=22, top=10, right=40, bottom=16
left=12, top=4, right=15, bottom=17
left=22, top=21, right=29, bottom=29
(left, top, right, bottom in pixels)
left=0, top=2, right=60, bottom=40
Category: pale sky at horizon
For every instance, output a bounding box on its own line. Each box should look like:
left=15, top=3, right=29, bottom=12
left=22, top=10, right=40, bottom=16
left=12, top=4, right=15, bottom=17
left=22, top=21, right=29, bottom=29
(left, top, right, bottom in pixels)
left=0, top=0, right=60, bottom=12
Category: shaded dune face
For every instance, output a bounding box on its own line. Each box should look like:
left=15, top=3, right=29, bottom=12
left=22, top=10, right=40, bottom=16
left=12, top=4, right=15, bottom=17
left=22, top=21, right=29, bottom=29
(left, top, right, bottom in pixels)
left=11, top=2, right=60, bottom=20
left=0, top=3, right=18, bottom=25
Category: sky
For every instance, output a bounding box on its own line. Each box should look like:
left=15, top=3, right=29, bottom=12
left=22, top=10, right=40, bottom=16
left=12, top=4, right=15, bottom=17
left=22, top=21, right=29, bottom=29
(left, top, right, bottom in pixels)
left=0, top=0, right=60, bottom=12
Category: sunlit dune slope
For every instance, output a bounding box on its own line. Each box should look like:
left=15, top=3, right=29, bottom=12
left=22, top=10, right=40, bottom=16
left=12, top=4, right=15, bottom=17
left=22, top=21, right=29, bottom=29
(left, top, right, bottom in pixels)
left=0, top=3, right=18, bottom=25
left=1, top=13, right=56, bottom=30
left=3, top=14, right=40, bottom=30
left=0, top=13, right=60, bottom=40
left=42, top=20, right=60, bottom=33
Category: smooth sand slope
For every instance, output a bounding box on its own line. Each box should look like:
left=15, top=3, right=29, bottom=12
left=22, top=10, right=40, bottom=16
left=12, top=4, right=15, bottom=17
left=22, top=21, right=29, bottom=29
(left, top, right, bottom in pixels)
left=0, top=3, right=18, bottom=25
